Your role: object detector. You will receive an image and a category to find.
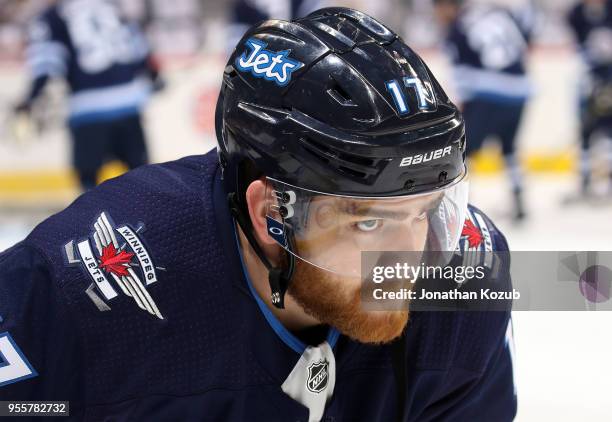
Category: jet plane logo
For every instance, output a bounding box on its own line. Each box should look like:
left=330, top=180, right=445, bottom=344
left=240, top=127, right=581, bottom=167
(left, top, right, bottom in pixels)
left=63, top=212, right=165, bottom=319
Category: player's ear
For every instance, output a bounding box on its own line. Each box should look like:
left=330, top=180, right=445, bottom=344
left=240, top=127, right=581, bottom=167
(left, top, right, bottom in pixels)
left=245, top=179, right=277, bottom=247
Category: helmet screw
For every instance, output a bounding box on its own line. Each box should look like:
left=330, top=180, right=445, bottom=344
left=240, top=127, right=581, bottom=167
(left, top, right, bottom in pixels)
left=404, top=179, right=415, bottom=190
left=438, top=171, right=448, bottom=182
left=279, top=206, right=289, bottom=218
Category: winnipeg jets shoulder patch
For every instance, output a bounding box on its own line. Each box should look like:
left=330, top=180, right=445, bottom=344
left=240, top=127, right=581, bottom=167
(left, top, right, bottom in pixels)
left=457, top=208, right=494, bottom=253
left=63, top=212, right=166, bottom=319
left=454, top=207, right=501, bottom=275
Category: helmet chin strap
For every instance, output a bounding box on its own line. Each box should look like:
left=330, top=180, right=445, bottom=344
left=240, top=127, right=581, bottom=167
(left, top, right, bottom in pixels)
left=228, top=192, right=295, bottom=309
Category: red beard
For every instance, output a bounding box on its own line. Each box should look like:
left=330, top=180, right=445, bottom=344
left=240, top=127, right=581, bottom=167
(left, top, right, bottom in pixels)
left=287, top=259, right=409, bottom=344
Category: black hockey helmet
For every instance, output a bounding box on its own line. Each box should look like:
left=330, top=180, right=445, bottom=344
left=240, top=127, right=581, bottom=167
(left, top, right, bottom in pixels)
left=216, top=7, right=468, bottom=308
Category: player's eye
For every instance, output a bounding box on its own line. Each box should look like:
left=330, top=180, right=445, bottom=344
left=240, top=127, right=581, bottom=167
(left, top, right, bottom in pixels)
left=354, top=219, right=383, bottom=232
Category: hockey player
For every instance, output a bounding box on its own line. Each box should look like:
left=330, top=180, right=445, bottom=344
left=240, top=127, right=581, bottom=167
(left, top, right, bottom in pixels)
left=567, top=0, right=612, bottom=196
left=0, top=8, right=516, bottom=421
left=227, top=0, right=322, bottom=53
left=434, top=0, right=532, bottom=221
left=14, top=0, right=162, bottom=190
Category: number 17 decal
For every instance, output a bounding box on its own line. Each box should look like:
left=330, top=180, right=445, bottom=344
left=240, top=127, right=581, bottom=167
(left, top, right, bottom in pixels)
left=386, top=77, right=435, bottom=115
left=0, top=332, right=37, bottom=387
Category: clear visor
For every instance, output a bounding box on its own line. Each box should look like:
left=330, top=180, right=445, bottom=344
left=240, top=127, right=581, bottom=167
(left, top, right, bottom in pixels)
left=264, top=173, right=469, bottom=277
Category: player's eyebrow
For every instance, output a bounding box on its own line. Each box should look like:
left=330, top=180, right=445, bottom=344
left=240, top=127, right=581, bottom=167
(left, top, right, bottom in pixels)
left=342, top=207, right=411, bottom=220
left=337, top=195, right=442, bottom=220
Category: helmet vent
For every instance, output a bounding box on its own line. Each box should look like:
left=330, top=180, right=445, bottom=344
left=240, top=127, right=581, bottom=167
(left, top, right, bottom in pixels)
left=303, top=137, right=375, bottom=167
left=327, top=83, right=356, bottom=106
left=338, top=166, right=367, bottom=179
left=298, top=137, right=379, bottom=181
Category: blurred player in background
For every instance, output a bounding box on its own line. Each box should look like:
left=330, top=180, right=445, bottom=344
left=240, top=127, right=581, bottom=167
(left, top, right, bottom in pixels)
left=567, top=0, right=612, bottom=197
left=14, top=0, right=162, bottom=190
left=227, top=0, right=323, bottom=53
left=434, top=0, right=532, bottom=222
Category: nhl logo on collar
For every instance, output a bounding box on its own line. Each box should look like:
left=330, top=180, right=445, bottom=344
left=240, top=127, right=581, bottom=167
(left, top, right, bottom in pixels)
left=306, top=359, right=329, bottom=394
left=235, top=38, right=303, bottom=87
left=63, top=212, right=165, bottom=319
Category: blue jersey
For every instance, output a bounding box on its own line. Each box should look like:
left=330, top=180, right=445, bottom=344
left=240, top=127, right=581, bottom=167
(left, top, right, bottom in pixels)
left=444, top=5, right=531, bottom=103
left=567, top=0, right=612, bottom=79
left=227, top=0, right=322, bottom=53
left=0, top=150, right=516, bottom=421
left=26, top=0, right=152, bottom=127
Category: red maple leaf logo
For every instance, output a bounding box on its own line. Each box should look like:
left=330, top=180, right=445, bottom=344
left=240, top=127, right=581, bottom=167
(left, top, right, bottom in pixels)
left=461, top=219, right=483, bottom=248
left=99, top=244, right=134, bottom=277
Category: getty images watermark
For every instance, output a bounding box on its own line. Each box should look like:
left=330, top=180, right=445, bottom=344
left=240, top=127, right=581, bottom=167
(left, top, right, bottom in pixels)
left=370, top=261, right=520, bottom=300
left=360, top=251, right=612, bottom=311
